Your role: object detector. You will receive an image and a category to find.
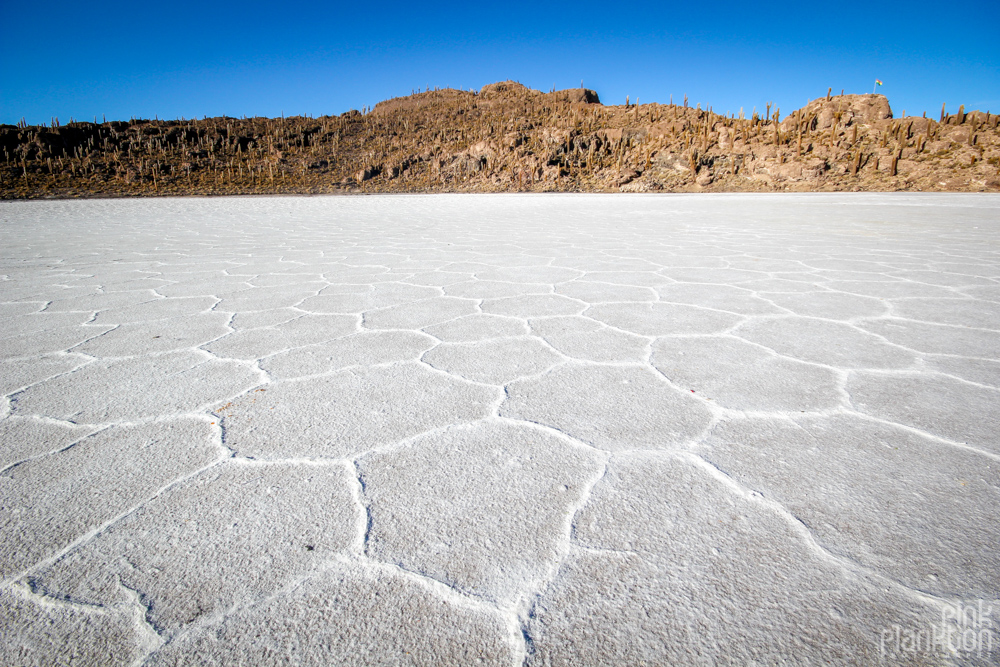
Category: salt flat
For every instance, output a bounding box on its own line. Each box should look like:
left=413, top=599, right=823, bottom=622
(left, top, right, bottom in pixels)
left=1, top=193, right=998, bottom=665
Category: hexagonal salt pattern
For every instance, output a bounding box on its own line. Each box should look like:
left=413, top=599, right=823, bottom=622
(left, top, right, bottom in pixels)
left=523, top=454, right=944, bottom=665
left=358, top=421, right=604, bottom=606
left=699, top=415, right=1000, bottom=599
left=218, top=363, right=498, bottom=460
left=0, top=587, right=147, bottom=666
left=501, top=363, right=714, bottom=451
left=145, top=561, right=519, bottom=666
left=1, top=193, right=998, bottom=664
left=1, top=419, right=221, bottom=580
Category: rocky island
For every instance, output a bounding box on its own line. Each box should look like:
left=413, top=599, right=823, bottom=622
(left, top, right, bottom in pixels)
left=2, top=81, right=997, bottom=198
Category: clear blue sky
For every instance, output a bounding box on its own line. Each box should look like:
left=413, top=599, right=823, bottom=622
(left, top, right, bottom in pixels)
left=3, top=0, right=997, bottom=125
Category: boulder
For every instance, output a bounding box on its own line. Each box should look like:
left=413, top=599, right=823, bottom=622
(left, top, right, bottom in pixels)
left=545, top=88, right=602, bottom=105
left=614, top=169, right=639, bottom=186
left=355, top=166, right=380, bottom=182
left=620, top=179, right=656, bottom=192
left=717, top=126, right=733, bottom=150
left=467, top=141, right=494, bottom=160
left=653, top=152, right=692, bottom=173
left=784, top=94, right=893, bottom=132
left=479, top=81, right=532, bottom=98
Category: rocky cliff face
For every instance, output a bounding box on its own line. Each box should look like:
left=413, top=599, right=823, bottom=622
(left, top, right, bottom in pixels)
left=2, top=81, right=997, bottom=198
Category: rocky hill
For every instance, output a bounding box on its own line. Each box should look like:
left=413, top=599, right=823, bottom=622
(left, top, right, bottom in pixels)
left=2, top=81, right=998, bottom=198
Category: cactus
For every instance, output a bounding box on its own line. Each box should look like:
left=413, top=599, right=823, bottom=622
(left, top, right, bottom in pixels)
left=890, top=149, right=901, bottom=177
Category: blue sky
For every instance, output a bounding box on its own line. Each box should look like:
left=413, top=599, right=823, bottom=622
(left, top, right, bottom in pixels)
left=3, top=0, right=997, bottom=125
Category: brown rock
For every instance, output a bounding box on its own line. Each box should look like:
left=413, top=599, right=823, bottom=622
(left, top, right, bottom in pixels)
left=791, top=94, right=892, bottom=132
left=545, top=88, right=601, bottom=105
left=652, top=152, right=691, bottom=174
left=614, top=169, right=639, bottom=186
left=717, top=126, right=733, bottom=150
left=479, top=81, right=531, bottom=98
left=355, top=166, right=379, bottom=182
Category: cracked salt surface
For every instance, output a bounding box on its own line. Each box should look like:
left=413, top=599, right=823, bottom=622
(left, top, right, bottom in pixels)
left=1, top=193, right=998, bottom=665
